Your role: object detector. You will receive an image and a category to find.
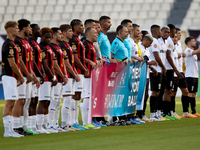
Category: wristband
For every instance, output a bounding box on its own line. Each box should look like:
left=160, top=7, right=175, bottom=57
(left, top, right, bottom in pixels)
left=52, top=75, right=56, bottom=81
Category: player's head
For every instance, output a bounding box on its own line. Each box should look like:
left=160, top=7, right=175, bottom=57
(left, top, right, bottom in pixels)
left=172, top=33, right=178, bottom=44
left=30, top=24, right=42, bottom=38
left=51, top=27, right=63, bottom=43
left=176, top=28, right=181, bottom=40
left=94, top=20, right=101, bottom=35
left=167, top=24, right=176, bottom=38
left=85, top=27, right=98, bottom=43
left=18, top=19, right=31, bottom=36
left=151, top=24, right=161, bottom=38
left=116, top=25, right=128, bottom=40
left=142, top=34, right=153, bottom=48
left=59, top=24, right=73, bottom=40
left=99, top=16, right=111, bottom=31
left=132, top=23, right=140, bottom=38
left=70, top=19, right=84, bottom=34
left=4, top=21, right=19, bottom=36
left=121, top=19, right=133, bottom=33
left=185, top=36, right=196, bottom=48
left=161, top=26, right=170, bottom=40
left=41, top=27, right=53, bottom=45
left=141, top=30, right=149, bottom=41
left=84, top=19, right=96, bottom=29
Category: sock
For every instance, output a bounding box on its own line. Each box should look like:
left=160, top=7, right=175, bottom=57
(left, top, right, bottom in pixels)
left=43, top=114, right=48, bottom=128
left=70, top=99, right=76, bottom=125
left=61, top=96, right=71, bottom=128
left=181, top=95, right=189, bottom=113
left=170, top=96, right=175, bottom=113
left=157, top=110, right=161, bottom=116
left=27, top=116, right=32, bottom=129
left=31, top=115, right=36, bottom=130
left=189, top=97, right=196, bottom=114
left=48, top=99, right=57, bottom=127
left=82, top=98, right=89, bottom=125
left=80, top=102, right=83, bottom=115
left=23, top=98, right=31, bottom=129
left=13, top=117, right=20, bottom=129
left=3, top=115, right=10, bottom=134
left=75, top=100, right=79, bottom=124
left=36, top=114, right=44, bottom=130
left=19, top=116, right=24, bottom=128
left=150, top=113, right=155, bottom=118
left=163, top=101, right=168, bottom=117
left=9, top=116, right=15, bottom=133
left=54, top=98, right=61, bottom=128
left=150, top=96, right=157, bottom=113
left=167, top=101, right=171, bottom=116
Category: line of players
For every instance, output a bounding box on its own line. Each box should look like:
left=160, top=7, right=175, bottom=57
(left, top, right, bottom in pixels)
left=2, top=16, right=200, bottom=137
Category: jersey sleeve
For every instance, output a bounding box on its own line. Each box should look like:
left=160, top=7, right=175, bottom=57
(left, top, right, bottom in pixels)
left=5, top=43, right=15, bottom=58
left=69, top=38, right=78, bottom=54
left=131, top=43, right=138, bottom=56
left=185, top=48, right=193, bottom=57
left=40, top=45, right=47, bottom=60
left=111, top=41, right=119, bottom=55
left=14, top=38, right=22, bottom=56
left=167, top=38, right=173, bottom=51
left=59, top=43, right=68, bottom=60
left=97, top=36, right=103, bottom=48
left=84, top=42, right=90, bottom=57
left=151, top=40, right=159, bottom=52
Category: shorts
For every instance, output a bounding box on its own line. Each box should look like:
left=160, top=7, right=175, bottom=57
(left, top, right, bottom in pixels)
left=75, top=74, right=85, bottom=92
left=186, top=77, right=198, bottom=93
left=178, top=72, right=187, bottom=88
left=82, top=78, right=91, bottom=98
left=2, top=75, right=18, bottom=100
left=63, top=78, right=75, bottom=96
left=172, top=77, right=178, bottom=92
left=31, top=77, right=40, bottom=98
left=54, top=82, right=63, bottom=99
left=150, top=73, right=162, bottom=92
left=39, top=81, right=54, bottom=101
left=165, top=70, right=174, bottom=90
left=18, top=77, right=32, bottom=99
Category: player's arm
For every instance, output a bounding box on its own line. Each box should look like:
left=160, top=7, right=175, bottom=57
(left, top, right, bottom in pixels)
left=192, top=48, right=200, bottom=55
left=84, top=44, right=96, bottom=69
left=149, top=66, right=158, bottom=76
left=53, top=59, right=67, bottom=85
left=153, top=51, right=166, bottom=74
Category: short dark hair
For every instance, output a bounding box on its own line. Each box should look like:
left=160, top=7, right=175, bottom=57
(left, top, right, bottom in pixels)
left=59, top=24, right=72, bottom=32
left=30, top=24, right=39, bottom=30
left=18, top=19, right=30, bottom=31
left=70, top=19, right=82, bottom=31
left=84, top=19, right=95, bottom=27
left=176, top=28, right=181, bottom=33
left=167, top=24, right=176, bottom=30
left=85, top=27, right=94, bottom=37
left=121, top=19, right=132, bottom=27
left=141, top=30, right=149, bottom=40
left=99, top=16, right=110, bottom=23
left=185, top=36, right=195, bottom=45
left=116, top=25, right=124, bottom=34
left=41, top=27, right=53, bottom=36
left=51, top=27, right=60, bottom=34
left=94, top=20, right=100, bottom=24
left=150, top=24, right=160, bottom=31
left=132, top=23, right=139, bottom=30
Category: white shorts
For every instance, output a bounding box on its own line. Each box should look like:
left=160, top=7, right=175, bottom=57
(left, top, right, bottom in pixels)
left=63, top=78, right=75, bottom=96
left=74, top=74, right=85, bottom=92
left=18, top=77, right=32, bottom=99
left=82, top=78, right=91, bottom=98
left=2, top=75, right=18, bottom=100
left=31, top=77, right=40, bottom=98
left=39, top=81, right=54, bottom=101
left=54, top=82, right=63, bottom=99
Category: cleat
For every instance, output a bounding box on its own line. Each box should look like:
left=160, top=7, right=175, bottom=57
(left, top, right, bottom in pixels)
left=83, top=124, right=100, bottom=129
left=193, top=112, right=200, bottom=117
left=62, top=126, right=76, bottom=131
left=124, top=120, right=132, bottom=125
left=4, top=131, right=24, bottom=138
left=72, top=124, right=85, bottom=130
left=157, top=116, right=165, bottom=121
left=150, top=116, right=162, bottom=121
left=56, top=126, right=69, bottom=132
left=46, top=127, right=58, bottom=133
left=77, top=124, right=88, bottom=130
left=182, top=113, right=197, bottom=118
left=110, top=120, right=121, bottom=126
left=94, top=121, right=107, bottom=127
left=25, top=129, right=39, bottom=135
left=142, top=116, right=153, bottom=122
left=170, top=115, right=180, bottom=120
left=130, top=118, right=140, bottom=124
left=173, top=112, right=182, bottom=118
left=99, top=120, right=111, bottom=126
left=164, top=115, right=175, bottom=120
left=37, top=128, right=50, bottom=134
left=14, top=128, right=33, bottom=136
left=159, top=115, right=169, bottom=121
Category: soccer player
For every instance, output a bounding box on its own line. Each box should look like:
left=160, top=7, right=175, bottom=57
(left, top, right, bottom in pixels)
left=36, top=27, right=58, bottom=133
left=81, top=19, right=96, bottom=42
left=2, top=21, right=25, bottom=137
left=184, top=37, right=200, bottom=117
left=162, top=24, right=184, bottom=120
left=28, top=24, right=45, bottom=132
left=69, top=19, right=89, bottom=130
left=48, top=27, right=68, bottom=132
left=148, top=25, right=166, bottom=121
left=13, top=19, right=39, bottom=136
left=59, top=24, right=81, bottom=131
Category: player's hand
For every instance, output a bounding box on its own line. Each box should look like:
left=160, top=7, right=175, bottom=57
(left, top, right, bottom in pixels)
left=83, top=68, right=89, bottom=78
left=109, top=59, right=118, bottom=63
left=129, top=59, right=133, bottom=64
left=149, top=60, right=158, bottom=66
left=62, top=75, right=68, bottom=85
left=138, top=56, right=144, bottom=61
left=33, top=76, right=40, bottom=88
left=90, top=61, right=97, bottom=70
left=176, top=71, right=184, bottom=79
left=51, top=79, right=58, bottom=87
left=152, top=69, right=158, bottom=76
left=17, top=76, right=25, bottom=86
left=124, top=60, right=128, bottom=66
left=161, top=68, right=167, bottom=75
left=26, top=74, right=33, bottom=83
left=75, top=74, right=80, bottom=82
left=182, top=53, right=186, bottom=58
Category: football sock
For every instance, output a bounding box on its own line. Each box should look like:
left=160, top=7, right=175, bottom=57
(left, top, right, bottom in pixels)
left=54, top=98, right=61, bottom=127
left=36, top=114, right=44, bottom=130
left=27, top=116, right=32, bottom=129
left=48, top=99, right=57, bottom=127
left=150, top=96, right=157, bottom=113
left=189, top=97, right=196, bottom=114
left=181, top=95, right=189, bottom=113
left=82, top=98, right=89, bottom=125
left=31, top=115, right=37, bottom=131
left=75, top=100, right=79, bottom=124
left=43, top=114, right=48, bottom=129
left=19, top=116, right=24, bottom=128
left=23, top=98, right=31, bottom=129
left=3, top=115, right=10, bottom=134
left=70, top=99, right=76, bottom=125
left=13, top=117, right=19, bottom=129
left=170, top=96, right=175, bottom=113
left=61, top=96, right=71, bottom=128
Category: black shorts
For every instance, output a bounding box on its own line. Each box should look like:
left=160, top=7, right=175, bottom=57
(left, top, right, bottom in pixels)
left=172, top=77, right=178, bottom=92
left=178, top=73, right=187, bottom=88
left=186, top=77, right=198, bottom=93
left=160, top=74, right=166, bottom=93
left=165, top=70, right=174, bottom=90
left=150, top=73, right=162, bottom=92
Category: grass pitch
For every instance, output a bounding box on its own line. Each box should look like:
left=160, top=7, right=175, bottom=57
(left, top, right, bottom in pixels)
left=0, top=98, right=200, bottom=150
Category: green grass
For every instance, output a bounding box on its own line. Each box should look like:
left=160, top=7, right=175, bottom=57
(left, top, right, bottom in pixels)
left=0, top=98, right=200, bottom=150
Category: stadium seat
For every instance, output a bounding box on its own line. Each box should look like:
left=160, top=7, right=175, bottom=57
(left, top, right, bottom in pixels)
left=186, top=10, right=196, bottom=18
left=9, top=0, right=18, bottom=6
left=133, top=0, right=144, bottom=3
left=26, top=6, right=35, bottom=14
left=122, top=4, right=132, bottom=12
left=132, top=4, right=141, bottom=11
left=28, top=0, right=38, bottom=6
left=77, top=0, right=87, bottom=4
left=45, top=6, right=54, bottom=13
left=16, top=6, right=25, bottom=14
left=110, top=12, right=119, bottom=20
left=35, top=6, right=44, bottom=14
left=138, top=12, right=147, bottom=19
left=84, top=5, right=93, bottom=12
left=157, top=11, right=169, bottom=19
left=193, top=18, right=200, bottom=25
left=51, top=14, right=61, bottom=21
left=6, top=6, right=15, bottom=14
left=47, top=0, right=57, bottom=5
left=164, top=0, right=175, bottom=3
left=18, top=0, right=28, bottom=6
left=13, top=14, right=23, bottom=21
left=40, top=21, right=49, bottom=28
left=81, top=12, right=90, bottom=20
left=0, top=0, right=8, bottom=6
left=61, top=13, right=71, bottom=20
left=23, top=14, right=32, bottom=21
left=113, top=4, right=122, bottom=12
left=42, top=14, right=51, bottom=21
left=55, top=6, right=64, bottom=13
left=97, top=0, right=106, bottom=4
left=189, top=2, right=199, bottom=10
left=129, top=12, right=138, bottom=20
left=68, top=0, right=76, bottom=5
left=151, top=3, right=161, bottom=11
left=91, top=12, right=100, bottom=20
left=32, top=14, right=42, bottom=22
left=148, top=11, right=157, bottom=18
left=0, top=15, right=3, bottom=22
left=161, top=3, right=172, bottom=11
left=71, top=13, right=80, bottom=20
left=104, top=5, right=113, bottom=12
left=106, top=0, right=116, bottom=4
left=3, top=14, right=13, bottom=22
left=64, top=5, right=74, bottom=13
left=142, top=4, right=151, bottom=11
left=93, top=5, right=103, bottom=12
left=74, top=5, right=83, bottom=13
left=116, top=0, right=124, bottom=4
left=0, top=7, right=5, bottom=15
left=119, top=12, right=129, bottom=20
left=38, top=0, right=47, bottom=6
left=49, top=21, right=59, bottom=28
left=144, top=0, right=154, bottom=3
left=87, top=0, right=96, bottom=4
left=57, top=0, right=66, bottom=5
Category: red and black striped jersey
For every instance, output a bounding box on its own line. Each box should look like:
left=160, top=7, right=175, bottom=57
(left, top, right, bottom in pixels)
left=1, top=39, right=20, bottom=78
left=83, top=40, right=96, bottom=78
left=59, top=41, right=75, bottom=78
left=69, top=35, right=85, bottom=74
left=14, top=36, right=31, bottom=76
left=24, top=39, right=33, bottom=71
left=49, top=43, right=65, bottom=83
left=28, top=37, right=42, bottom=75
left=40, top=42, right=55, bottom=82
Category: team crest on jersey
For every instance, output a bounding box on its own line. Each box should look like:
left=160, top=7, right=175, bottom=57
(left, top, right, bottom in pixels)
left=63, top=50, right=67, bottom=56
left=18, top=47, right=21, bottom=52
left=154, top=44, right=157, bottom=48
left=169, top=44, right=171, bottom=48
left=42, top=52, right=45, bottom=58
left=188, top=50, right=190, bottom=52
left=72, top=45, right=76, bottom=50
left=9, top=49, right=14, bottom=55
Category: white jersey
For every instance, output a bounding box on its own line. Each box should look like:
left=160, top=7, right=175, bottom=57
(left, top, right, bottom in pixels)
left=148, top=37, right=161, bottom=73
left=184, top=47, right=198, bottom=78
left=176, top=41, right=183, bottom=72
left=129, top=37, right=138, bottom=57
left=165, top=36, right=175, bottom=70
left=173, top=45, right=179, bottom=77
left=139, top=42, right=150, bottom=79
left=158, top=37, right=167, bottom=66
